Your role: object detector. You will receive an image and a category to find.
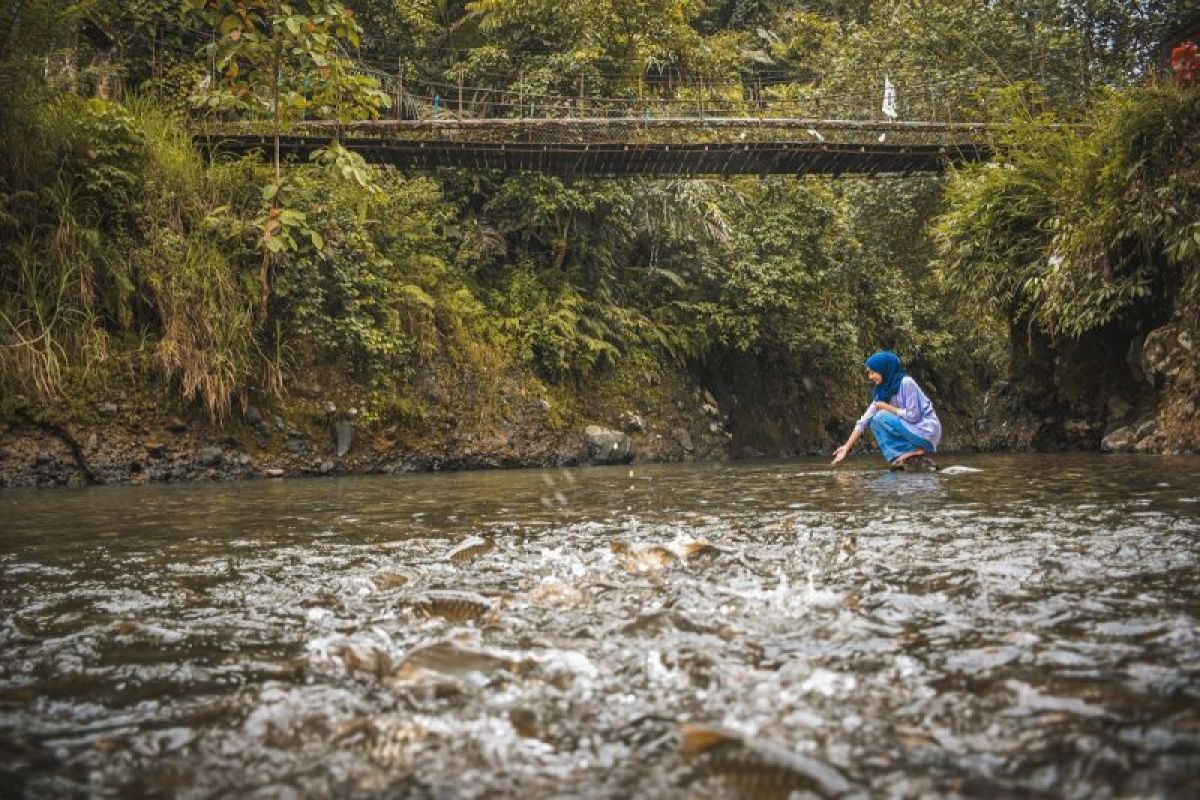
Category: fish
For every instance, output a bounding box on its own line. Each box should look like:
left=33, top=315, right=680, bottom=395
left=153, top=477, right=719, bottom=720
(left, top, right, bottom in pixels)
left=392, top=640, right=519, bottom=681
left=445, top=535, right=495, bottom=562
left=333, top=718, right=425, bottom=768
left=680, top=540, right=724, bottom=561
left=409, top=590, right=497, bottom=623
left=620, top=545, right=678, bottom=573
left=679, top=724, right=851, bottom=799
left=339, top=643, right=395, bottom=678
left=374, top=571, right=410, bottom=590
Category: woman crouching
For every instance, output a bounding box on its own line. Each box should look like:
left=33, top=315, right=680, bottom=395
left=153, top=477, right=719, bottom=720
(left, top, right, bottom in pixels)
left=831, top=351, right=941, bottom=471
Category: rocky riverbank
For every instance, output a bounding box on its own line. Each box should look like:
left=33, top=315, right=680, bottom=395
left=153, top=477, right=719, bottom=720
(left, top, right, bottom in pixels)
left=0, top=371, right=742, bottom=488
left=4, top=314, right=1195, bottom=490
left=974, top=318, right=1199, bottom=456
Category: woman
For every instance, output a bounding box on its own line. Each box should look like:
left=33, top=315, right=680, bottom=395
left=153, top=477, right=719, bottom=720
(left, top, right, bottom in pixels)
left=831, top=351, right=941, bottom=470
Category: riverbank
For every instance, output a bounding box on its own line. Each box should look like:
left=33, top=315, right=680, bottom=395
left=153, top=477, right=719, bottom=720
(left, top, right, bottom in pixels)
left=3, top=359, right=1004, bottom=488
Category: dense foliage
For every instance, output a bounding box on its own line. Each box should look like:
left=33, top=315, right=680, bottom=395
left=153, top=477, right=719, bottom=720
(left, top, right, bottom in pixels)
left=1, top=0, right=1194, bottom=448
left=935, top=84, right=1200, bottom=338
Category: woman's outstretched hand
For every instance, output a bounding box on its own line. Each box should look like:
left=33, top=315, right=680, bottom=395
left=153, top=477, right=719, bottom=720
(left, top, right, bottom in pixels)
left=831, top=444, right=850, bottom=466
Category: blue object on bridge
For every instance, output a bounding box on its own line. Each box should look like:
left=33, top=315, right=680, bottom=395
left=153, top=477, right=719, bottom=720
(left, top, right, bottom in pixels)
left=434, top=94, right=440, bottom=118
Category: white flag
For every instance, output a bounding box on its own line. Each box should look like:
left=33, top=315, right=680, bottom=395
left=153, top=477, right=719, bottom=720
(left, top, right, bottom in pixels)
left=882, top=75, right=898, bottom=119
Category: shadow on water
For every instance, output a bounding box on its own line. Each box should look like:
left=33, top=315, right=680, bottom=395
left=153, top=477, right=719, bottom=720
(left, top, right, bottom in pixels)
left=2, top=454, right=1200, bottom=798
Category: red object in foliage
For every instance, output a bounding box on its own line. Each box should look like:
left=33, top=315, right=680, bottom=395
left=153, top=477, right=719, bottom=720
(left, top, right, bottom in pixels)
left=1171, top=41, right=1199, bottom=86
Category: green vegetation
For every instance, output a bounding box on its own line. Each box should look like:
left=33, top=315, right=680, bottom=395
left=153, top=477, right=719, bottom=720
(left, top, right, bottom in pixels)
left=1, top=0, right=1194, bottom=452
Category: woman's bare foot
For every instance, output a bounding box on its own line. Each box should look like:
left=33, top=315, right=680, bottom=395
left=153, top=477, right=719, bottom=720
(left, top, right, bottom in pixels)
left=893, top=449, right=925, bottom=464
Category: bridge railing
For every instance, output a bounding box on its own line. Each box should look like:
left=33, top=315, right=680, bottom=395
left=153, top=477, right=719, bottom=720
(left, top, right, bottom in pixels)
left=352, top=64, right=999, bottom=130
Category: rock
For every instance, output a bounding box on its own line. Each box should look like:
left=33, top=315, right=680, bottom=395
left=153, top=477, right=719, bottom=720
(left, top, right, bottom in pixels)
left=264, top=468, right=285, bottom=478
left=1142, top=325, right=1186, bottom=388
left=1184, top=400, right=1196, bottom=417
left=618, top=411, right=645, bottom=433
left=583, top=425, right=634, bottom=465
left=166, top=417, right=188, bottom=434
left=319, top=459, right=334, bottom=474
left=703, top=389, right=718, bottom=407
left=237, top=452, right=252, bottom=466
left=537, top=398, right=552, bottom=412
left=34, top=450, right=52, bottom=466
left=325, top=401, right=337, bottom=415
left=271, top=415, right=286, bottom=432
left=85, top=432, right=98, bottom=451
left=197, top=447, right=223, bottom=467
left=143, top=439, right=167, bottom=458
left=98, top=402, right=118, bottom=415
left=672, top=427, right=695, bottom=452
left=700, top=403, right=720, bottom=418
left=708, top=421, right=724, bottom=434
left=333, top=420, right=354, bottom=457
left=1101, top=425, right=1137, bottom=453
left=244, top=406, right=264, bottom=425
left=1106, top=395, right=1133, bottom=421
left=286, top=439, right=307, bottom=454
left=1134, top=417, right=1157, bottom=441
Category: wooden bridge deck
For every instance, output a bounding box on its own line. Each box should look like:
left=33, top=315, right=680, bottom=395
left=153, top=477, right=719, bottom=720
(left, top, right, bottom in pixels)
left=198, top=119, right=995, bottom=176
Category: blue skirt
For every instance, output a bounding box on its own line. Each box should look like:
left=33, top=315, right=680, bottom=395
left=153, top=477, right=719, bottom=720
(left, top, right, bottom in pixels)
left=869, top=411, right=936, bottom=463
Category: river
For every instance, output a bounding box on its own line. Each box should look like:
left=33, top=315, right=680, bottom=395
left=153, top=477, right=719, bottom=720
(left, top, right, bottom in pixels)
left=2, top=454, right=1199, bottom=798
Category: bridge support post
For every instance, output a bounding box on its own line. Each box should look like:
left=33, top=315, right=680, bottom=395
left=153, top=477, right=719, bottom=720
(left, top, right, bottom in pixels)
left=395, top=57, right=404, bottom=120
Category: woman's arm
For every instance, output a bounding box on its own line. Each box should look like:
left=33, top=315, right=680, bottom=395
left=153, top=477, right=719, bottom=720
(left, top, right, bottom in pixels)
left=875, top=379, right=922, bottom=423
left=831, top=426, right=864, bottom=466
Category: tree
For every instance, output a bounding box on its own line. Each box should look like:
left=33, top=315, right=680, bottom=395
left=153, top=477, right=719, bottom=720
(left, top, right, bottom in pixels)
left=187, top=0, right=388, bottom=316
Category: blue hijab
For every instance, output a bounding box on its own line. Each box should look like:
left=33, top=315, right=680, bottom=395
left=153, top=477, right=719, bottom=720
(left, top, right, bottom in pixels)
left=865, top=351, right=906, bottom=402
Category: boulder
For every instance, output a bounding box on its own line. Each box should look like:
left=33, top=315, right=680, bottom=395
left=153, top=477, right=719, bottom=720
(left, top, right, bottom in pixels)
left=1101, top=425, right=1137, bottom=453
left=1142, top=325, right=1190, bottom=388
left=672, top=427, right=695, bottom=452
left=1134, top=417, right=1157, bottom=441
left=143, top=439, right=167, bottom=459
left=197, top=446, right=223, bottom=467
left=584, top=425, right=634, bottom=465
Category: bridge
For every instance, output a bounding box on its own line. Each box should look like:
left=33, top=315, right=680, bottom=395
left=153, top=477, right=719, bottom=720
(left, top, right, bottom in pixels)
left=197, top=72, right=1000, bottom=177
left=201, top=119, right=992, bottom=177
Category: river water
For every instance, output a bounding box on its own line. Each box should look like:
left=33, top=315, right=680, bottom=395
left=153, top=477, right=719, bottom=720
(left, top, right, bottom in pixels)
left=2, top=454, right=1199, bottom=799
